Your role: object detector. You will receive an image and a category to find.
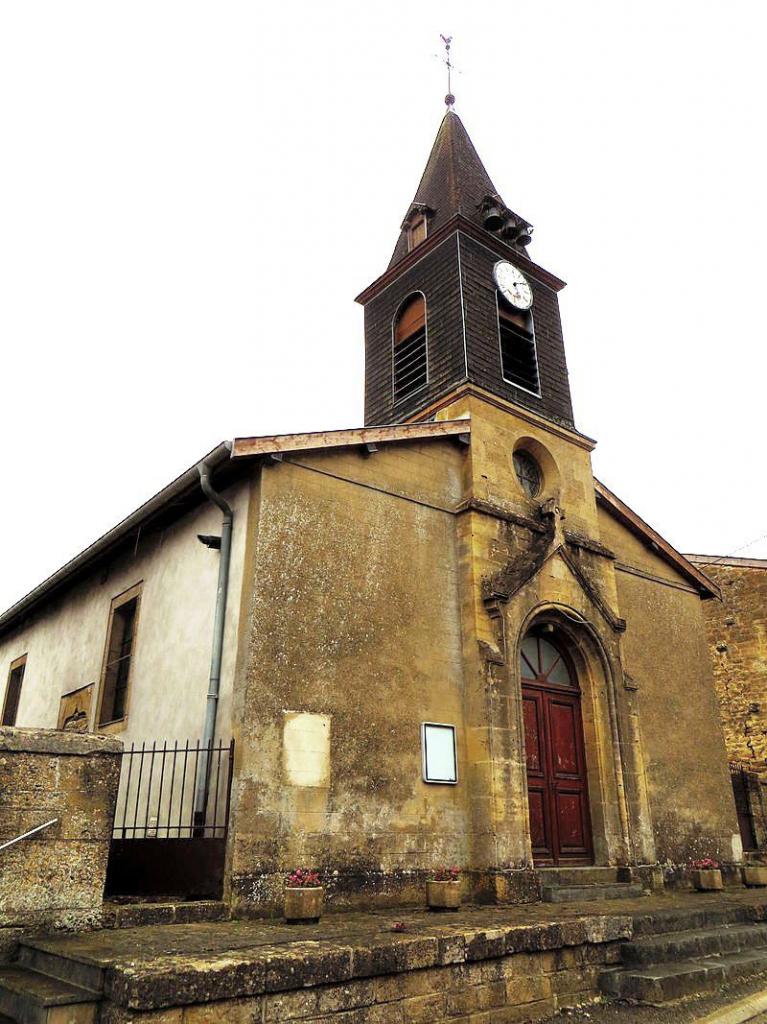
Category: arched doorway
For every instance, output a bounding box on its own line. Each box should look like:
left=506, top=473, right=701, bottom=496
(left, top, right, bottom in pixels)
left=520, top=628, right=594, bottom=865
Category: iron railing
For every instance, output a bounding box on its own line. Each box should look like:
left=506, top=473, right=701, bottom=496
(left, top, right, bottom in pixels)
left=112, top=738, right=234, bottom=840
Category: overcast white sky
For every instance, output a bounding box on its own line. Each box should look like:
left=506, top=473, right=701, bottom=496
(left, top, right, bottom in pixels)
left=1, top=1, right=766, bottom=612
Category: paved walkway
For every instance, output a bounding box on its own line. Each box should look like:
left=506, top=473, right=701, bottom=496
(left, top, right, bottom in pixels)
left=32, top=888, right=767, bottom=969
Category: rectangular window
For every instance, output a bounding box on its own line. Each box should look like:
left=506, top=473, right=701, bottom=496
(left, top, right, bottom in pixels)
left=408, top=215, right=427, bottom=251
left=499, top=309, right=540, bottom=395
left=99, top=587, right=141, bottom=726
left=2, top=655, right=26, bottom=726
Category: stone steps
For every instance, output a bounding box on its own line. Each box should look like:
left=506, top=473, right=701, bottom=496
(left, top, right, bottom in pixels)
left=102, top=898, right=229, bottom=929
left=631, top=902, right=766, bottom=937
left=538, top=866, right=625, bottom=887
left=600, top=946, right=767, bottom=1005
left=620, top=922, right=767, bottom=966
left=0, top=965, right=99, bottom=1024
left=16, top=945, right=104, bottom=997
left=599, top=905, right=767, bottom=1005
left=542, top=881, right=646, bottom=903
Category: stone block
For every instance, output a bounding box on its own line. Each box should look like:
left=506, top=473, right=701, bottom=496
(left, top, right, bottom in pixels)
left=504, top=974, right=552, bottom=1005
left=351, top=937, right=437, bottom=978
left=437, top=933, right=466, bottom=964
left=264, top=989, right=319, bottom=1021
left=264, top=944, right=353, bottom=992
left=182, top=1000, right=262, bottom=1023
left=316, top=979, right=377, bottom=1014
left=107, top=953, right=267, bottom=1010
left=371, top=966, right=441, bottom=1003
left=465, top=927, right=506, bottom=961
left=400, top=992, right=446, bottom=1022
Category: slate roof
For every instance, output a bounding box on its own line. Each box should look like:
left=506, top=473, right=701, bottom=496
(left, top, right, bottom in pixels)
left=388, top=110, right=528, bottom=269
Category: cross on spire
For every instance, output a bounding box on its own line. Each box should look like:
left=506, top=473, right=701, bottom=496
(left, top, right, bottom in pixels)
left=440, top=34, right=456, bottom=108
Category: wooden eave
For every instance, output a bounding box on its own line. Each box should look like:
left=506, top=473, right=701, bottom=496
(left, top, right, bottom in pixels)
left=594, top=480, right=721, bottom=600
left=231, top=419, right=471, bottom=459
left=685, top=553, right=767, bottom=571
left=355, top=215, right=566, bottom=306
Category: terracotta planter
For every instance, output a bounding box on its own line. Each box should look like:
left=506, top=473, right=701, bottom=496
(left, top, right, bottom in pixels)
left=691, top=869, right=723, bottom=892
left=427, top=880, right=461, bottom=911
left=284, top=886, right=324, bottom=923
left=743, top=866, right=767, bottom=888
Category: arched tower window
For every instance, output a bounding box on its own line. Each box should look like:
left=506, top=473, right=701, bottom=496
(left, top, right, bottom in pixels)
left=498, top=302, right=540, bottom=396
left=393, top=294, right=428, bottom=402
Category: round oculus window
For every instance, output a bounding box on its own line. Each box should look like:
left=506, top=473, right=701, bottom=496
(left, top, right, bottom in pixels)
left=513, top=450, right=542, bottom=498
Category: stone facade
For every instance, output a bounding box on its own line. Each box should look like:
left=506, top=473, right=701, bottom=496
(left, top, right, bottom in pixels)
left=225, top=389, right=741, bottom=915
left=0, top=726, right=121, bottom=950
left=687, top=556, right=767, bottom=769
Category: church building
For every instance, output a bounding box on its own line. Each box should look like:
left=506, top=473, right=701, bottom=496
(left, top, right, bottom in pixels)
left=0, top=108, right=742, bottom=912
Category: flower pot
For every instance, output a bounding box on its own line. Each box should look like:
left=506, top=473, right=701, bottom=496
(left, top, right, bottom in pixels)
left=691, top=869, right=723, bottom=892
left=284, top=886, right=324, bottom=923
left=743, top=866, right=767, bottom=888
left=427, top=880, right=461, bottom=911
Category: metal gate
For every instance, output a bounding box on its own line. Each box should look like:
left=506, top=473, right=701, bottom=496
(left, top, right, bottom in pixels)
left=106, top=738, right=234, bottom=900
left=730, top=763, right=758, bottom=853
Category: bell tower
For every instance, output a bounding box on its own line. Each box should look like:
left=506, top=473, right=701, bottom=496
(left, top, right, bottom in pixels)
left=356, top=110, right=576, bottom=434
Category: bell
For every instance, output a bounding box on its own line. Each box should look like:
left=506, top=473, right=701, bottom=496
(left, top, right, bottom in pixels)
left=517, top=225, right=533, bottom=247
left=482, top=205, right=505, bottom=231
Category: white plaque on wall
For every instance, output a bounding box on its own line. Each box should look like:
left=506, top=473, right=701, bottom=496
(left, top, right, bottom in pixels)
left=421, top=722, right=457, bottom=784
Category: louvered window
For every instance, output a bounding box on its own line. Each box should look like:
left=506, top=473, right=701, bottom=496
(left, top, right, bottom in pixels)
left=393, top=294, right=427, bottom=402
left=499, top=305, right=540, bottom=395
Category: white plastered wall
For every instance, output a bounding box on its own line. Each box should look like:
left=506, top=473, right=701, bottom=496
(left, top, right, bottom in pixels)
left=0, top=477, right=251, bottom=747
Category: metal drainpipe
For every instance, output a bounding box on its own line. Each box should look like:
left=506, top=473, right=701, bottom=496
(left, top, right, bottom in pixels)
left=193, top=453, right=234, bottom=829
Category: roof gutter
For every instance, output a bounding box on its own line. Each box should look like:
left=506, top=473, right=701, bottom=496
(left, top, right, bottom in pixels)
left=193, top=457, right=234, bottom=829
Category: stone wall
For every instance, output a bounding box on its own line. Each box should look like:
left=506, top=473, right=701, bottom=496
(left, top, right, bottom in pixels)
left=689, top=558, right=767, bottom=769
left=0, top=727, right=121, bottom=952
left=230, top=441, right=468, bottom=915
left=95, top=913, right=630, bottom=1022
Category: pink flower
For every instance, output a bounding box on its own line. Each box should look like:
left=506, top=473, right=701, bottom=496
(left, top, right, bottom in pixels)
left=431, top=865, right=460, bottom=882
left=286, top=867, right=322, bottom=888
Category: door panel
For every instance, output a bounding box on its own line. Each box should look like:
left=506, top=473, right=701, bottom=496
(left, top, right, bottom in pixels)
left=522, top=680, right=593, bottom=865
left=523, top=695, right=544, bottom=773
left=523, top=692, right=554, bottom=860
left=549, top=700, right=579, bottom=776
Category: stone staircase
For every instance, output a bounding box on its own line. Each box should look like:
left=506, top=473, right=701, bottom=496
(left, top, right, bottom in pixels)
left=539, top=866, right=647, bottom=903
left=0, top=900, right=227, bottom=1023
left=0, top=962, right=99, bottom=1023
left=600, top=903, right=767, bottom=1004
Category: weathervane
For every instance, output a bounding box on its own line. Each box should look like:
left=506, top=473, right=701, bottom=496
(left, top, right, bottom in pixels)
left=440, top=34, right=456, bottom=108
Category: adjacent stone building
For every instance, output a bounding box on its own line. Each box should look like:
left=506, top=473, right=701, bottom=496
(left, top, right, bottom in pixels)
left=686, top=554, right=767, bottom=853
left=0, top=109, right=744, bottom=914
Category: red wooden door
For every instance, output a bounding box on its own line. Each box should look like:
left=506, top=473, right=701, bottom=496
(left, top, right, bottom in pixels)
left=521, top=634, right=593, bottom=865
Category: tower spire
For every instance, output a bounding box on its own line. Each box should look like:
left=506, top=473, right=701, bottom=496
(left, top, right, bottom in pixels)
left=440, top=34, right=456, bottom=108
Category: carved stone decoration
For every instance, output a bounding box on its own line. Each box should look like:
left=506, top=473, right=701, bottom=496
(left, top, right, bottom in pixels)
left=57, top=683, right=94, bottom=732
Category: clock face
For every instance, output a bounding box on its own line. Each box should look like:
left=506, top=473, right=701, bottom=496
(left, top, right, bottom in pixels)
left=494, top=261, right=533, bottom=310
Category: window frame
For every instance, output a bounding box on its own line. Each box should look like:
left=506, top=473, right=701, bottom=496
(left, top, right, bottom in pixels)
left=407, top=214, right=427, bottom=251
left=95, top=582, right=143, bottom=731
left=2, top=654, right=27, bottom=727
left=495, top=291, right=542, bottom=398
left=421, top=722, right=458, bottom=784
left=391, top=291, right=429, bottom=406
